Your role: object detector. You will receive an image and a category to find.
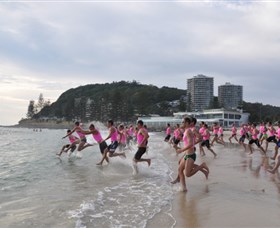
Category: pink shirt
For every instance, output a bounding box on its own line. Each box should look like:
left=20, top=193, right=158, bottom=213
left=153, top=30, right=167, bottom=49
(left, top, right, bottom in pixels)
left=166, top=127, right=171, bottom=135
left=92, top=130, right=103, bottom=143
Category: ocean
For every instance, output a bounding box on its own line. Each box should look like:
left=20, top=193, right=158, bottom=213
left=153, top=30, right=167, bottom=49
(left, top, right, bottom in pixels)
left=1, top=126, right=280, bottom=228
left=0, top=126, right=176, bottom=228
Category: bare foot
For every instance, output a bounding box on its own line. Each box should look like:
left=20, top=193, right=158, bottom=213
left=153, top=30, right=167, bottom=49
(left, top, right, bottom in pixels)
left=96, top=162, right=102, bottom=166
left=201, top=162, right=209, bottom=173
left=201, top=169, right=209, bottom=179
left=182, top=188, right=188, bottom=192
left=170, top=177, right=180, bottom=184
left=147, top=159, right=151, bottom=166
left=267, top=169, right=275, bottom=174
left=270, top=157, right=276, bottom=160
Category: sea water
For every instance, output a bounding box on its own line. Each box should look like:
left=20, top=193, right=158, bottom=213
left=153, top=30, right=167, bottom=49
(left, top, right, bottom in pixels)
left=0, top=126, right=176, bottom=228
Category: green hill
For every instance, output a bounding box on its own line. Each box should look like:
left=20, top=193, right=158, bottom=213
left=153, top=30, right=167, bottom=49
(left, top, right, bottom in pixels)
left=32, top=81, right=187, bottom=123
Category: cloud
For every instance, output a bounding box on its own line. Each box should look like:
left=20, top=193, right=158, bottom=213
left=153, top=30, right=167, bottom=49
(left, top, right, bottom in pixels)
left=0, top=1, right=280, bottom=124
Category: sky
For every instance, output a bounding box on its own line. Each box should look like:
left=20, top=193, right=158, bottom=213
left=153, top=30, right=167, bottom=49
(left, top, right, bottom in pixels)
left=0, top=1, right=280, bottom=125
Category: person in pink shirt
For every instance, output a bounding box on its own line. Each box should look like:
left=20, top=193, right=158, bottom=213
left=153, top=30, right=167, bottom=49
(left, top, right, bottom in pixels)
left=96, top=120, right=126, bottom=165
left=62, top=121, right=90, bottom=158
left=78, top=124, right=109, bottom=163
left=248, top=123, right=266, bottom=156
left=270, top=121, right=280, bottom=160
left=211, top=122, right=224, bottom=146
left=164, top=123, right=171, bottom=142
left=267, top=122, right=280, bottom=173
left=239, top=124, right=247, bottom=151
left=171, top=124, right=182, bottom=149
left=57, top=129, right=80, bottom=157
left=265, top=122, right=278, bottom=152
left=228, top=123, right=238, bottom=144
left=201, top=124, right=217, bottom=158
left=198, top=121, right=206, bottom=156
left=173, top=117, right=209, bottom=192
left=117, top=124, right=127, bottom=152
left=132, top=120, right=151, bottom=174
left=218, top=125, right=225, bottom=145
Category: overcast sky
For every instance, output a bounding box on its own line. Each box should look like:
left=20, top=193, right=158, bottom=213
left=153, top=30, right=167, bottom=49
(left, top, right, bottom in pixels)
left=1, top=1, right=280, bottom=125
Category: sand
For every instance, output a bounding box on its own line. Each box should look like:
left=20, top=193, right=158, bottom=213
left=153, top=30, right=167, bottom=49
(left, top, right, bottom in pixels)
left=166, top=132, right=280, bottom=228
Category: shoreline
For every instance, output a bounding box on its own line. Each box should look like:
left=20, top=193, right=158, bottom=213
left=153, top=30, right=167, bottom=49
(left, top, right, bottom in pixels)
left=164, top=132, right=280, bottom=228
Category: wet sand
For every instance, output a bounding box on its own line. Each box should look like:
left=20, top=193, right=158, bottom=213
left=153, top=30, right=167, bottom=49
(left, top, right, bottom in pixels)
left=166, top=132, right=280, bottom=227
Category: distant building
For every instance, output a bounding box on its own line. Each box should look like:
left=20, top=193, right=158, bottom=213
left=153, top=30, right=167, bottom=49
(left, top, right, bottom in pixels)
left=218, top=82, right=243, bottom=109
left=138, top=109, right=249, bottom=131
left=187, top=74, right=214, bottom=111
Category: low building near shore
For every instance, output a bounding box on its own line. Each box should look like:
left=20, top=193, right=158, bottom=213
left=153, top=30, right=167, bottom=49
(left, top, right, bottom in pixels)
left=138, top=109, right=250, bottom=131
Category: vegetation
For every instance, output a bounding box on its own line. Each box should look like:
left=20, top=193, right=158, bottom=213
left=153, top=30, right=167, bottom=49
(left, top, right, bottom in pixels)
left=25, top=81, right=280, bottom=124
left=31, top=81, right=186, bottom=123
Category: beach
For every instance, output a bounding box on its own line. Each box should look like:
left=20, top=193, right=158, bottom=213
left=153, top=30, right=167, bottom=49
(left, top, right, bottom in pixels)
left=0, top=127, right=280, bottom=227
left=167, top=132, right=280, bottom=228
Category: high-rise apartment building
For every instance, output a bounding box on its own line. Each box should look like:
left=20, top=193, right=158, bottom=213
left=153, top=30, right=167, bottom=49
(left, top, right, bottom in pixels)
left=218, top=82, right=243, bottom=109
left=187, top=74, right=214, bottom=111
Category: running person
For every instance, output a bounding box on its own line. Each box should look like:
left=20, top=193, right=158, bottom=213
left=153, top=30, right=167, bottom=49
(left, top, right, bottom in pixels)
left=265, top=122, right=278, bottom=152
left=248, top=123, right=266, bottom=156
left=133, top=120, right=151, bottom=169
left=201, top=124, right=217, bottom=158
left=174, top=117, right=209, bottom=192
left=211, top=122, right=224, bottom=146
left=62, top=121, right=89, bottom=157
left=271, top=121, right=280, bottom=160
left=96, top=120, right=126, bottom=165
left=239, top=124, right=247, bottom=151
left=228, top=123, right=238, bottom=144
left=57, top=129, right=80, bottom=157
left=78, top=124, right=109, bottom=163
left=164, top=123, right=171, bottom=142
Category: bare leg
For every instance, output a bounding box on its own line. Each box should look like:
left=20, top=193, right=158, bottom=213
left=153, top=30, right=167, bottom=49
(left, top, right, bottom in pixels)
left=267, top=155, right=280, bottom=174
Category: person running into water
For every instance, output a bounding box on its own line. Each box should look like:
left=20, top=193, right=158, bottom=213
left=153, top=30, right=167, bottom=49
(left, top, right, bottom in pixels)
left=265, top=122, right=277, bottom=152
left=164, top=123, right=171, bottom=142
left=173, top=117, right=209, bottom=192
left=239, top=124, right=247, bottom=151
left=62, top=121, right=89, bottom=157
left=228, top=123, right=238, bottom=144
left=96, top=120, right=126, bottom=165
left=271, top=121, right=280, bottom=160
left=57, top=129, right=80, bottom=157
left=171, top=124, right=182, bottom=149
left=117, top=124, right=127, bottom=152
left=267, top=121, right=280, bottom=173
left=248, top=123, right=266, bottom=156
left=77, top=124, right=109, bottom=163
left=198, top=121, right=206, bottom=156
left=201, top=124, right=217, bottom=158
left=218, top=125, right=225, bottom=145
left=133, top=120, right=151, bottom=172
left=211, top=122, right=224, bottom=146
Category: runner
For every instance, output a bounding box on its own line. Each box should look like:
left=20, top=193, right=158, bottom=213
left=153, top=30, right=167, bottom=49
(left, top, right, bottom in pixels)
left=228, top=123, right=238, bottom=144
left=57, top=129, right=80, bottom=157
left=174, top=117, right=209, bottom=192
left=164, top=123, right=171, bottom=142
left=133, top=120, right=151, bottom=173
left=78, top=124, right=109, bottom=163
left=248, top=123, right=266, bottom=156
left=62, top=121, right=89, bottom=157
left=201, top=124, right=217, bottom=158
left=271, top=121, right=280, bottom=160
left=96, top=120, right=126, bottom=165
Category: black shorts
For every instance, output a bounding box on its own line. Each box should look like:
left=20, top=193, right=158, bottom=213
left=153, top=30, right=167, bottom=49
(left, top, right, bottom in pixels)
left=239, top=135, right=246, bottom=143
left=66, top=144, right=76, bottom=152
left=201, top=140, right=211, bottom=149
left=165, top=135, right=171, bottom=141
left=174, top=138, right=180, bottom=145
left=134, top=147, right=147, bottom=160
left=249, top=139, right=261, bottom=147
left=99, top=141, right=108, bottom=154
left=108, top=141, right=119, bottom=153
left=266, top=136, right=277, bottom=143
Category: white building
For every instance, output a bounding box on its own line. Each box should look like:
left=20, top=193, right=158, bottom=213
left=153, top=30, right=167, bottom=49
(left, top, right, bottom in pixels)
left=138, top=109, right=249, bottom=131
